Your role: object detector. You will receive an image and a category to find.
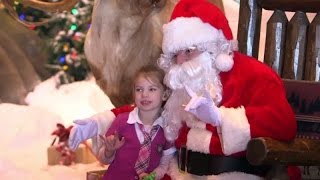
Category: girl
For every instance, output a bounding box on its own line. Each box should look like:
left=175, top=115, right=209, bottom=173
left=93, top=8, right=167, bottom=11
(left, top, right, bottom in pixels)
left=98, top=65, right=175, bottom=180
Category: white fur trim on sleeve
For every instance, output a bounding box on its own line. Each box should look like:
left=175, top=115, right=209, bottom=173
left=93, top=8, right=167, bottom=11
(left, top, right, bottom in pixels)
left=218, top=106, right=251, bottom=155
left=91, top=110, right=116, bottom=156
left=186, top=128, right=212, bottom=154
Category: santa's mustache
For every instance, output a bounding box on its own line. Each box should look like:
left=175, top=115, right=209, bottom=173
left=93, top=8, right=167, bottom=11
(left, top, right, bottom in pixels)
left=163, top=52, right=212, bottom=90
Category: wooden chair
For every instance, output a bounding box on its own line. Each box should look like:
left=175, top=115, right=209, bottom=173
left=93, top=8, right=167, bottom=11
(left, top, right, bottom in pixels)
left=237, top=0, right=320, bottom=177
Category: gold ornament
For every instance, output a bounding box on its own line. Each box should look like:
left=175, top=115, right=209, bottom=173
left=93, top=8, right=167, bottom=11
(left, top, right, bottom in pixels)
left=63, top=44, right=69, bottom=52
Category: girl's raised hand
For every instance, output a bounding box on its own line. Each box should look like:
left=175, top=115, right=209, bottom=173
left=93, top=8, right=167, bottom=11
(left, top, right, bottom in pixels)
left=104, top=132, right=125, bottom=152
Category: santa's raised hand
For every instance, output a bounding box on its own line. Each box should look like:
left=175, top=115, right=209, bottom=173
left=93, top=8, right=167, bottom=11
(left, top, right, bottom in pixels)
left=184, top=85, right=221, bottom=126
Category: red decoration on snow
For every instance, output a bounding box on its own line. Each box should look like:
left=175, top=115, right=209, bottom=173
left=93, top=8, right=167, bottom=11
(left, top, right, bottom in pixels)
left=51, top=123, right=75, bottom=166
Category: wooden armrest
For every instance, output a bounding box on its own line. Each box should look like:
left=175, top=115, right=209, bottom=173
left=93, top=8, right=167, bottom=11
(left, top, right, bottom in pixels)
left=246, top=137, right=320, bottom=166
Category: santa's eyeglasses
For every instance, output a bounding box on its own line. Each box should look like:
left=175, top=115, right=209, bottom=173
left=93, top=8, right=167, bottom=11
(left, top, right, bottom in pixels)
left=157, top=46, right=204, bottom=71
left=172, top=46, right=202, bottom=64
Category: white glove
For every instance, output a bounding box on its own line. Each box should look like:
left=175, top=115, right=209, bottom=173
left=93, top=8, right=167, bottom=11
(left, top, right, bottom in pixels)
left=184, top=85, right=221, bottom=126
left=68, top=118, right=98, bottom=151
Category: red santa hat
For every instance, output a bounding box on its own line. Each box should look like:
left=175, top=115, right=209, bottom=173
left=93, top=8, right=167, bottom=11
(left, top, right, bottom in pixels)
left=162, top=0, right=236, bottom=72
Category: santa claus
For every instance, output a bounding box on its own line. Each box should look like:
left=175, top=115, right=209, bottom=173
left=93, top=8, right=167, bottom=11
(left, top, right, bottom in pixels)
left=69, top=0, right=297, bottom=179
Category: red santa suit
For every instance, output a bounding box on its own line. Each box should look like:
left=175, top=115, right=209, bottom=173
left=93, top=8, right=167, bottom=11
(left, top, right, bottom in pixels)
left=165, top=52, right=297, bottom=180
left=174, top=52, right=296, bottom=156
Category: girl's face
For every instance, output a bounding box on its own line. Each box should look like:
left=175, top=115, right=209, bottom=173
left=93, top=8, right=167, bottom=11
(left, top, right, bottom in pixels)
left=134, top=75, right=166, bottom=113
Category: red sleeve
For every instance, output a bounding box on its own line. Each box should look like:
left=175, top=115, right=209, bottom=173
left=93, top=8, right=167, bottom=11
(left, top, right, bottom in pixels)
left=287, top=166, right=301, bottom=180
left=174, top=123, right=189, bottom=149
left=246, top=78, right=297, bottom=141
left=111, top=104, right=135, bottom=116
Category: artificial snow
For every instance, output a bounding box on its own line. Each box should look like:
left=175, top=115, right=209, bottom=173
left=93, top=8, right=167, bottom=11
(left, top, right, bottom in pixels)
left=0, top=74, right=112, bottom=180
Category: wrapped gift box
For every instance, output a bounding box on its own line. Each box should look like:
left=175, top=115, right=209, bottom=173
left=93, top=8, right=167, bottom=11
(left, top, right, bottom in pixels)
left=47, top=144, right=97, bottom=165
left=86, top=169, right=106, bottom=180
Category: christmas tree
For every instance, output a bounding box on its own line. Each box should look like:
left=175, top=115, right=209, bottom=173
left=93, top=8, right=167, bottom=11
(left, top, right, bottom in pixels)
left=12, top=0, right=94, bottom=83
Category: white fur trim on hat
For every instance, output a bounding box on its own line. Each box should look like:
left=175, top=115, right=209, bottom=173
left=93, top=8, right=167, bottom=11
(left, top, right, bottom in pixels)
left=162, top=17, right=220, bottom=54
left=218, top=106, right=251, bottom=155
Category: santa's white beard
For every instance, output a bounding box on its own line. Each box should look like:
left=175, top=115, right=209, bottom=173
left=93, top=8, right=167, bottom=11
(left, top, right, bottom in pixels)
left=162, top=52, right=222, bottom=142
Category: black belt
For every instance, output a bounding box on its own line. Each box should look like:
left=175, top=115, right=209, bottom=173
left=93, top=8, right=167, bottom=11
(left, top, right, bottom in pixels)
left=178, top=147, right=270, bottom=176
